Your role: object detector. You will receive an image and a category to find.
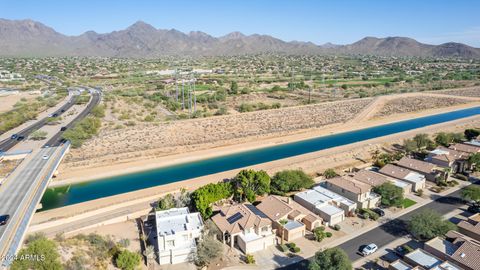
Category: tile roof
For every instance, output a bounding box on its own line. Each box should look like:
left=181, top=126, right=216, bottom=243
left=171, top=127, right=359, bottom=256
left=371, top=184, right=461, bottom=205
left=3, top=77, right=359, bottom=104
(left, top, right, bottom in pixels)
left=326, top=176, right=371, bottom=194
left=450, top=238, right=480, bottom=270
left=449, top=143, right=480, bottom=154
left=352, top=170, right=390, bottom=187
left=379, top=164, right=412, bottom=179
left=211, top=203, right=271, bottom=235
left=256, top=195, right=320, bottom=222
left=397, top=157, right=435, bottom=174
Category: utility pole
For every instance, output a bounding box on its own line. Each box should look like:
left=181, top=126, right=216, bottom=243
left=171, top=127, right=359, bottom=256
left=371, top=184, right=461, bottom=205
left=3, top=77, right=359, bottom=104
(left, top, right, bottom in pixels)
left=175, top=68, right=179, bottom=102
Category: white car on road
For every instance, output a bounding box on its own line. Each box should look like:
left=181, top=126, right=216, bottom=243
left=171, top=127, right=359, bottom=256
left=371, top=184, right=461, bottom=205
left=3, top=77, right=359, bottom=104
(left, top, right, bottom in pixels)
left=42, top=155, right=49, bottom=160
left=362, top=243, right=378, bottom=256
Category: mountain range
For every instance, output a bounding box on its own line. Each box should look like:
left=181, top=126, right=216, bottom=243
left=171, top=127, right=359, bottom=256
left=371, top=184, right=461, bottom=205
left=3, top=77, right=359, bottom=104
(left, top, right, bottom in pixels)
left=1, top=19, right=479, bottom=59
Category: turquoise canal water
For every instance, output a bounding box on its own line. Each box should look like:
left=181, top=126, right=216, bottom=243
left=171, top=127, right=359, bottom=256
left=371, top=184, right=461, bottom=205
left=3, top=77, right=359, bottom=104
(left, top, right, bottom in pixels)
left=41, top=106, right=480, bottom=210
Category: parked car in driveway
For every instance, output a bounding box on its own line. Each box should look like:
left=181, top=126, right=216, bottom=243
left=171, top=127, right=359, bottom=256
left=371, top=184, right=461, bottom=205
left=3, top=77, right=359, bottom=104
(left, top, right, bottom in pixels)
left=372, top=208, right=385, bottom=217
left=467, top=205, right=480, bottom=214
left=362, top=243, right=378, bottom=256
left=0, top=215, right=10, bottom=225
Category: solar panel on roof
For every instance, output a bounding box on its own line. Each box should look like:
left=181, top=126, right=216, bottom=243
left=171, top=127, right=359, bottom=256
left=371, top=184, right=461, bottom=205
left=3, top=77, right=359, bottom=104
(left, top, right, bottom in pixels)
left=227, top=212, right=243, bottom=224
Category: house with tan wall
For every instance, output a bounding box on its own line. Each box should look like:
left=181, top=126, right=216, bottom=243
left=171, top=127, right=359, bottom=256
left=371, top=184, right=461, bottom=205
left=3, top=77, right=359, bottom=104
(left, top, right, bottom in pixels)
left=211, top=203, right=275, bottom=254
left=256, top=195, right=322, bottom=242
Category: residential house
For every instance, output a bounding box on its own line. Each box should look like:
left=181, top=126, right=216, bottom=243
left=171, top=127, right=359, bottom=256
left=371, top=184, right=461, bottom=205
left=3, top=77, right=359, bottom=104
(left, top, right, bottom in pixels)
left=324, top=176, right=380, bottom=209
left=294, top=186, right=357, bottom=226
left=256, top=195, right=322, bottom=241
left=457, top=213, right=480, bottom=242
left=402, top=248, right=444, bottom=269
left=449, top=143, right=480, bottom=155
left=396, top=157, right=442, bottom=182
left=379, top=164, right=426, bottom=192
left=155, top=207, right=204, bottom=265
left=426, top=147, right=469, bottom=173
left=211, top=203, right=275, bottom=254
left=425, top=231, right=480, bottom=270
left=352, top=170, right=412, bottom=194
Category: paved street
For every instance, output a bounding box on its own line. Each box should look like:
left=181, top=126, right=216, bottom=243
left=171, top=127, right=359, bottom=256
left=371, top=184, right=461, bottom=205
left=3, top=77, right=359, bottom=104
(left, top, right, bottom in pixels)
left=277, top=183, right=476, bottom=270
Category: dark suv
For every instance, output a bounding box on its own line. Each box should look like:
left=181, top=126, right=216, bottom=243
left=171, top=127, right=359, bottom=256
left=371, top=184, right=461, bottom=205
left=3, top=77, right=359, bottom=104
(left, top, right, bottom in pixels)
left=0, top=215, right=10, bottom=225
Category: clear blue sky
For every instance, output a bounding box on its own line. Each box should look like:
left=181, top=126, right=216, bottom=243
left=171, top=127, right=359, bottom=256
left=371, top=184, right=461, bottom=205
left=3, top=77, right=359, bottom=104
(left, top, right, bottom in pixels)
left=1, top=0, right=479, bottom=47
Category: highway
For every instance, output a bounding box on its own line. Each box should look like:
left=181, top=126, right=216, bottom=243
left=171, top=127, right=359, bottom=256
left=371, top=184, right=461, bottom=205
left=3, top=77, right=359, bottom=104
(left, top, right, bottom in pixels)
left=0, top=92, right=78, bottom=152
left=44, top=90, right=100, bottom=147
left=277, top=183, right=476, bottom=270
left=0, top=87, right=101, bottom=268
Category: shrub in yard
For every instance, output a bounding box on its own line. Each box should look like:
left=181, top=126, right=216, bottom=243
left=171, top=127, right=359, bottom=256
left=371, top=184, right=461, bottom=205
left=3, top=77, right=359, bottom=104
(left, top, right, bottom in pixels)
left=245, top=254, right=255, bottom=264
left=286, top=243, right=296, bottom=249
left=292, top=247, right=301, bottom=253
left=416, top=189, right=423, bottom=197
left=333, top=224, right=341, bottom=231
left=361, top=209, right=379, bottom=221
left=325, top=232, right=332, bottom=238
left=279, top=244, right=289, bottom=252
left=454, top=174, right=468, bottom=181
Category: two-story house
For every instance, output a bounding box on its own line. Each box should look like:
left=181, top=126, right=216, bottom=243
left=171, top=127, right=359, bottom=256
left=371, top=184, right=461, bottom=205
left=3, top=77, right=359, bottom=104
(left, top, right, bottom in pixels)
left=256, top=195, right=322, bottom=241
left=211, top=203, right=275, bottom=253
left=155, top=207, right=204, bottom=265
left=324, top=176, right=380, bottom=209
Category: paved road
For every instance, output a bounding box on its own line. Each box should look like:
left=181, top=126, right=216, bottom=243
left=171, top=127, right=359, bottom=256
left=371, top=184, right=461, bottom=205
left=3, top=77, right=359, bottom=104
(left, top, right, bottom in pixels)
left=44, top=91, right=100, bottom=147
left=277, top=184, right=476, bottom=270
left=0, top=147, right=56, bottom=239
left=0, top=94, right=78, bottom=152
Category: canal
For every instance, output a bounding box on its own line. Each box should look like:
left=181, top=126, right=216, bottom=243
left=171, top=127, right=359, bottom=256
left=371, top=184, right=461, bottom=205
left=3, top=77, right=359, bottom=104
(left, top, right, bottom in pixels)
left=41, top=106, right=480, bottom=210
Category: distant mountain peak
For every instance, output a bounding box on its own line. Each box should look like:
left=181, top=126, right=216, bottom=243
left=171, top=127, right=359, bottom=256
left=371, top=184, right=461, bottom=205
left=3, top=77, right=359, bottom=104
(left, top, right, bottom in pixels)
left=127, top=20, right=157, bottom=32
left=0, top=18, right=478, bottom=58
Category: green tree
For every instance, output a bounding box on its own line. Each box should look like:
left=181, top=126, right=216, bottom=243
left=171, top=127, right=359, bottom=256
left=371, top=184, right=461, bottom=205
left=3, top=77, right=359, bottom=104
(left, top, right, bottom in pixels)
left=323, top=168, right=338, bottom=179
left=313, top=226, right=327, bottom=242
left=194, top=224, right=223, bottom=267
left=156, top=193, right=175, bottom=210
left=464, top=128, right=480, bottom=140
left=271, top=169, right=314, bottom=195
left=468, top=153, right=480, bottom=172
left=403, top=139, right=418, bottom=154
left=115, top=250, right=141, bottom=270
left=461, top=185, right=480, bottom=206
left=412, top=134, right=433, bottom=150
left=91, top=105, right=106, bottom=118
left=233, top=169, right=271, bottom=202
left=435, top=132, right=453, bottom=147
left=373, top=182, right=404, bottom=207
left=309, top=247, right=352, bottom=270
left=191, top=182, right=233, bottom=219
left=408, top=209, right=456, bottom=240
left=11, top=236, right=63, bottom=270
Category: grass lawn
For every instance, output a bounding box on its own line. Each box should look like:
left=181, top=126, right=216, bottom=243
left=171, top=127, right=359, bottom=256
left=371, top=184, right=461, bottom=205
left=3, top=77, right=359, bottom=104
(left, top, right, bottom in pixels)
left=402, top=198, right=417, bottom=208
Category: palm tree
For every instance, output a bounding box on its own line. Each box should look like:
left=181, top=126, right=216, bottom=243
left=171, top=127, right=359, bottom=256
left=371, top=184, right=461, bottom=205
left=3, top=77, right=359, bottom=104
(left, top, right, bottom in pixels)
left=278, top=219, right=288, bottom=245
left=143, top=245, right=156, bottom=269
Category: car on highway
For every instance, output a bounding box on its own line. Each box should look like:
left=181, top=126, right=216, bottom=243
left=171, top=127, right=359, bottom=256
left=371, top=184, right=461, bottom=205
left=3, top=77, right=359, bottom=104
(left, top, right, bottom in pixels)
left=362, top=243, right=378, bottom=256
left=0, top=214, right=10, bottom=226
left=16, top=135, right=25, bottom=141
left=60, top=126, right=68, bottom=131
left=372, top=208, right=385, bottom=217
left=10, top=134, right=18, bottom=140
left=42, top=155, right=49, bottom=160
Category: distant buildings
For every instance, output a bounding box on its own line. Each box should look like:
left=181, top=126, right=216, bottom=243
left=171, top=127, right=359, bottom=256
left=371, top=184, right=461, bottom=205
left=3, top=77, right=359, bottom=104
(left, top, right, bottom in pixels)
left=0, top=70, right=24, bottom=82
left=155, top=207, right=203, bottom=265
left=351, top=170, right=412, bottom=194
